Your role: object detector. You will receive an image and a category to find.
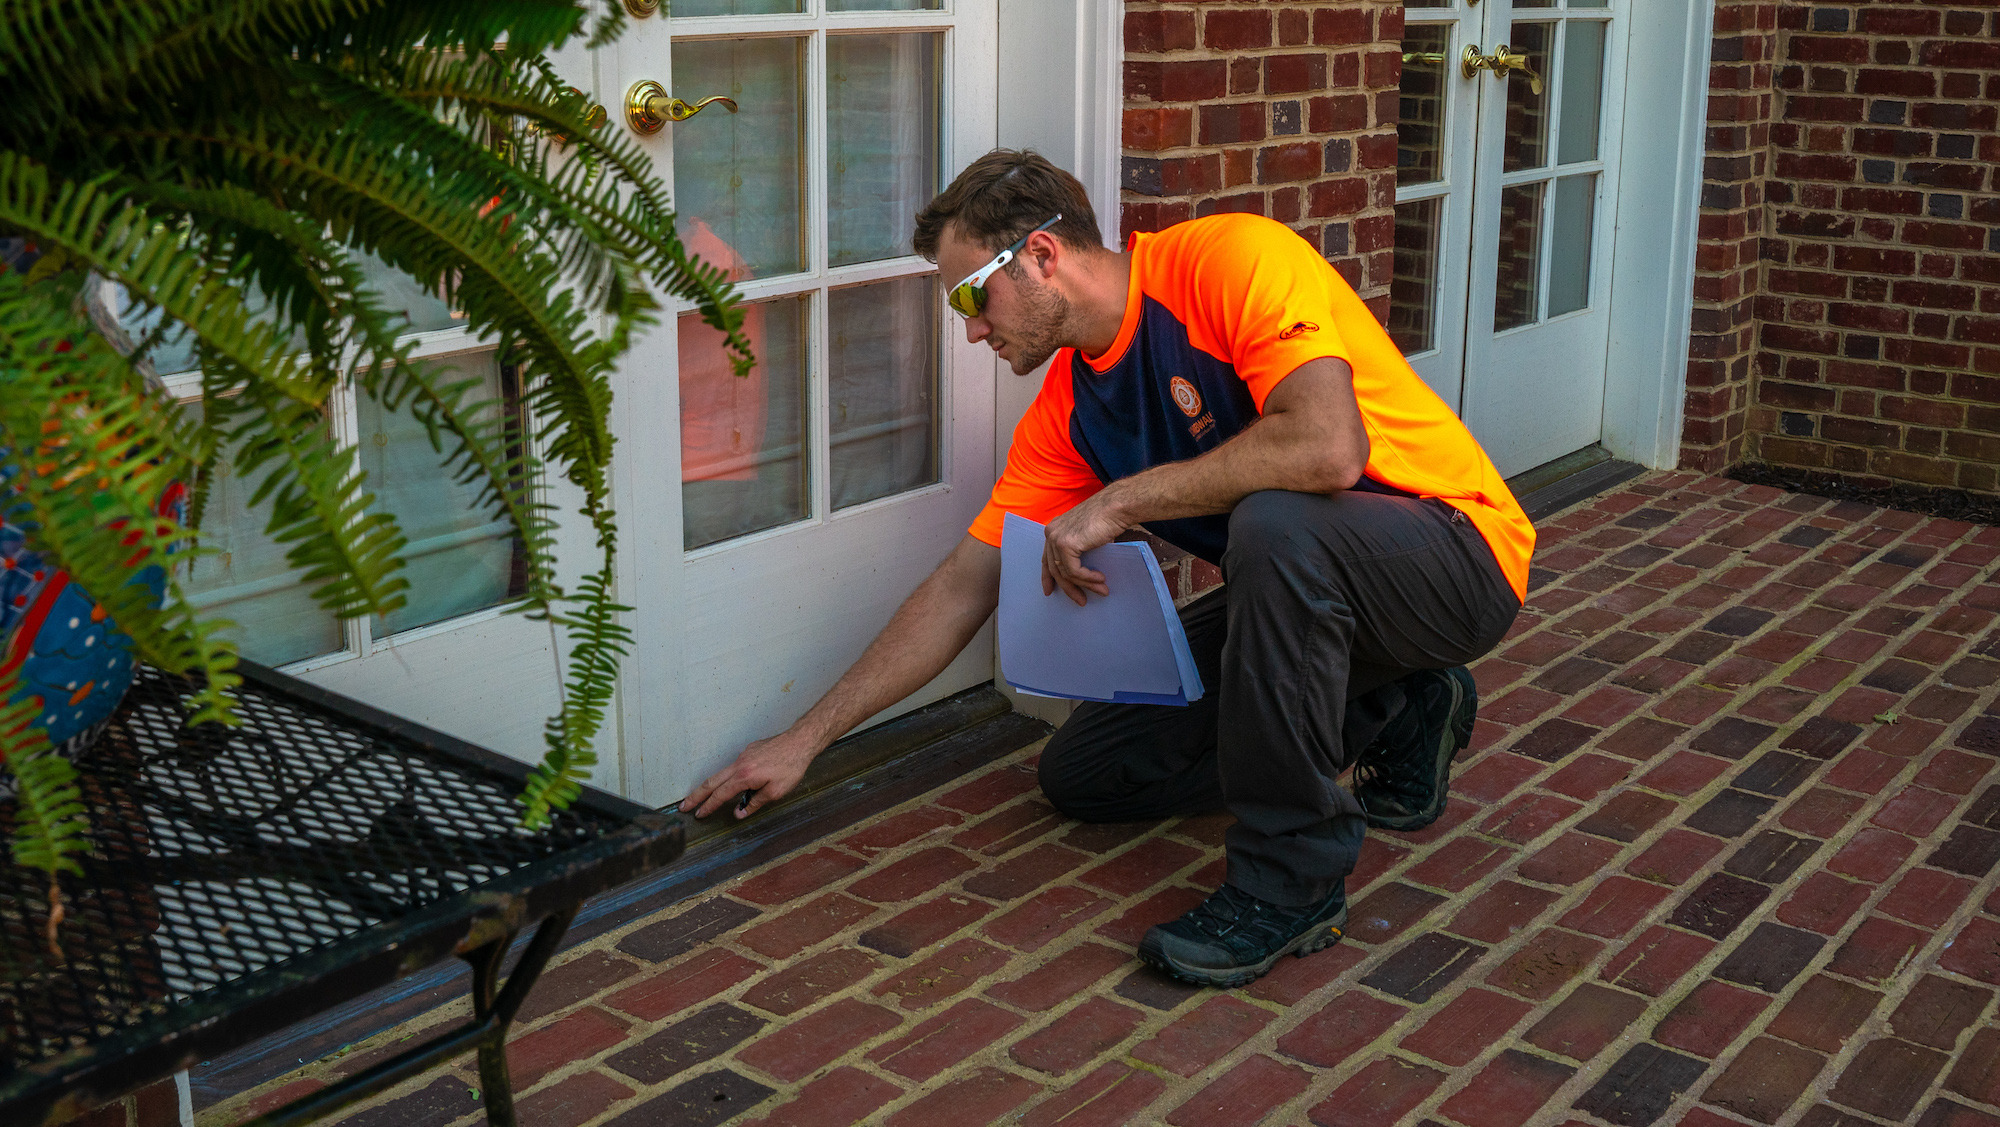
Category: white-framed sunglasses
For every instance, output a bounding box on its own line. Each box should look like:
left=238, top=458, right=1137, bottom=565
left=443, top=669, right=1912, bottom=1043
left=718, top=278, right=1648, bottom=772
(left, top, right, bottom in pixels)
left=946, top=214, right=1062, bottom=318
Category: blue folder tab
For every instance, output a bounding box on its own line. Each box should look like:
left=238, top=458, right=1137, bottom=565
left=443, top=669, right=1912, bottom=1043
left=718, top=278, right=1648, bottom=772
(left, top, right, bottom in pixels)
left=998, top=512, right=1204, bottom=706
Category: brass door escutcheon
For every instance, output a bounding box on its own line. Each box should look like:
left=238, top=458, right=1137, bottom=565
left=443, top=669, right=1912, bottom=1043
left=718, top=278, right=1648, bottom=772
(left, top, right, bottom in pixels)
left=1461, top=43, right=1544, bottom=95
left=625, top=80, right=739, bottom=134
left=537, top=86, right=608, bottom=148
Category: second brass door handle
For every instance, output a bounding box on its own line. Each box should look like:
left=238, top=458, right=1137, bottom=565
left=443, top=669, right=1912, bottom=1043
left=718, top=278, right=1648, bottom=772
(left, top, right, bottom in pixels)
left=625, top=80, right=740, bottom=134
left=1462, top=43, right=1544, bottom=95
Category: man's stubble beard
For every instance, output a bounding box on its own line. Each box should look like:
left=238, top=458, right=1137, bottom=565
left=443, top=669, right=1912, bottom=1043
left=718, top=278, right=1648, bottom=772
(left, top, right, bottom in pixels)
left=1005, top=268, right=1075, bottom=376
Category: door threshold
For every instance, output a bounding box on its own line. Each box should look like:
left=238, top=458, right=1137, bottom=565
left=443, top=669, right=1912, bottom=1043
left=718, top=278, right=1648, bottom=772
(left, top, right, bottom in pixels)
left=1510, top=445, right=1648, bottom=521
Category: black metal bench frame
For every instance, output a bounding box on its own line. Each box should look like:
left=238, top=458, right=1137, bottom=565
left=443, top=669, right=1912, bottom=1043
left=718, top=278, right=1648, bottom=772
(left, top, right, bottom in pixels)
left=0, top=661, right=683, bottom=1127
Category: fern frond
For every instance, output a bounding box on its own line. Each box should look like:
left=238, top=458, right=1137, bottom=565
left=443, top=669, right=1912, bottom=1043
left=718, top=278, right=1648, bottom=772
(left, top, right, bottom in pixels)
left=1, top=676, right=91, bottom=879
left=1, top=0, right=748, bottom=850
left=359, top=358, right=562, bottom=606
left=151, top=121, right=620, bottom=474
left=6, top=756, right=90, bottom=879
left=0, top=152, right=329, bottom=407
left=518, top=555, right=630, bottom=827
left=224, top=380, right=412, bottom=621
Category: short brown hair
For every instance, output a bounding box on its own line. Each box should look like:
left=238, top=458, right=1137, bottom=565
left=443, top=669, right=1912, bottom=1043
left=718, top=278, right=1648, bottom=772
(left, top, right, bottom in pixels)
left=912, top=150, right=1103, bottom=262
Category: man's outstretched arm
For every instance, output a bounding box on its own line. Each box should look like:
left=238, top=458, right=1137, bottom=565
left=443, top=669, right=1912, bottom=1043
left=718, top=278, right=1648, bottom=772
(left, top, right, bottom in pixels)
left=681, top=533, right=1003, bottom=819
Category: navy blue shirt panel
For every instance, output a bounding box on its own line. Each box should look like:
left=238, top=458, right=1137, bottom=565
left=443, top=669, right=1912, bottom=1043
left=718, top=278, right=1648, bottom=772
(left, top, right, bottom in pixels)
left=1065, top=297, right=1259, bottom=563
left=1062, top=296, right=1413, bottom=565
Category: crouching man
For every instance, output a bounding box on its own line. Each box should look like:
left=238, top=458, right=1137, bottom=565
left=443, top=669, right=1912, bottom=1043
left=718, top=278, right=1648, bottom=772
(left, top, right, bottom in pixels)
left=683, top=150, right=1533, bottom=988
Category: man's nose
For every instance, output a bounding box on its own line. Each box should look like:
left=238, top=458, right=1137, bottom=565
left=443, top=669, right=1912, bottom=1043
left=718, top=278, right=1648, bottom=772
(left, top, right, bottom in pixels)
left=962, top=315, right=990, bottom=344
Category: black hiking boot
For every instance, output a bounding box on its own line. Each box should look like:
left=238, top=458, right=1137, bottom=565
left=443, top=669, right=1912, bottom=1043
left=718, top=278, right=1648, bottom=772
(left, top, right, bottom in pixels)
left=1137, top=882, right=1348, bottom=988
left=1351, top=665, right=1477, bottom=831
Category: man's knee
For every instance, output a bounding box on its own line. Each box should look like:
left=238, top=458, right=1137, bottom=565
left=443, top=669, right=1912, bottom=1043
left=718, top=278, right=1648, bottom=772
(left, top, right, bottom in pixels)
left=1037, top=719, right=1223, bottom=823
left=1035, top=737, right=1094, bottom=820
left=1224, top=490, right=1321, bottom=574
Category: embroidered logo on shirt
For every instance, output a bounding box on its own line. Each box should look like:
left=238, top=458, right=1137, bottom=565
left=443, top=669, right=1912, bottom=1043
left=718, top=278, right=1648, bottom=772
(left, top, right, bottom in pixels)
left=1170, top=376, right=1203, bottom=418
left=1279, top=321, right=1319, bottom=339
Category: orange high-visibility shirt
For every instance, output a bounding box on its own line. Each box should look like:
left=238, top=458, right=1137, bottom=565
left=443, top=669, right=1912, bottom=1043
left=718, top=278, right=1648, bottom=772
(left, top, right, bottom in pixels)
left=969, top=213, right=1535, bottom=601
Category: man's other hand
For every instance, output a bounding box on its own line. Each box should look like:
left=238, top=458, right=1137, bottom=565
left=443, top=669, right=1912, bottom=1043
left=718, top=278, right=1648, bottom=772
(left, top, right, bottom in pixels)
left=1043, top=493, right=1125, bottom=605
left=682, top=730, right=816, bottom=819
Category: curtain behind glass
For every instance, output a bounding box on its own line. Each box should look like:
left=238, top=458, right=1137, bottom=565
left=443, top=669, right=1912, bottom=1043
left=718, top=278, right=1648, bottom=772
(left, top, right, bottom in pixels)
left=830, top=276, right=938, bottom=509
left=672, top=38, right=807, bottom=279
left=681, top=296, right=810, bottom=549
left=180, top=407, right=344, bottom=667
left=827, top=33, right=941, bottom=266
left=359, top=352, right=525, bottom=635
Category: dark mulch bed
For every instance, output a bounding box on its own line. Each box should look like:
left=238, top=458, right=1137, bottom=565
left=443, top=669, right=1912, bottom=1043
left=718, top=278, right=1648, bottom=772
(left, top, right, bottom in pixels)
left=1729, top=462, right=2000, bottom=527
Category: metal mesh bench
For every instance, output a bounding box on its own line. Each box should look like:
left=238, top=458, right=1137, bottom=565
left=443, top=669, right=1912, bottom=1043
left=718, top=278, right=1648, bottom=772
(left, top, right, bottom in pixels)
left=0, top=661, right=683, bottom=1126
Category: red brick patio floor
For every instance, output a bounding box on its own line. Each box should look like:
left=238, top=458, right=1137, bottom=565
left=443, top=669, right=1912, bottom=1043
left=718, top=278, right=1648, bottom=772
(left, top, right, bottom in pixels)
left=202, top=470, right=2000, bottom=1127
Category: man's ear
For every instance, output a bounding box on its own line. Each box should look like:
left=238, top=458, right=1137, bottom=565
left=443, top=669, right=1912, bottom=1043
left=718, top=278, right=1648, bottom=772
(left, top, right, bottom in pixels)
left=1023, top=230, right=1062, bottom=280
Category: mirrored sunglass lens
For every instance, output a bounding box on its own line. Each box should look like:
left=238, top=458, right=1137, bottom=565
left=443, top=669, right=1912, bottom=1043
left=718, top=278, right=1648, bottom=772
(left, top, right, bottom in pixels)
left=949, top=283, right=984, bottom=317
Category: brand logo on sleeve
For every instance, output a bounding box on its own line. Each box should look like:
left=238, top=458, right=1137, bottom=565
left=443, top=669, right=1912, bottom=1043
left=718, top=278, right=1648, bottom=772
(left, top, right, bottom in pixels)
left=1279, top=321, right=1319, bottom=339
left=1169, top=376, right=1203, bottom=418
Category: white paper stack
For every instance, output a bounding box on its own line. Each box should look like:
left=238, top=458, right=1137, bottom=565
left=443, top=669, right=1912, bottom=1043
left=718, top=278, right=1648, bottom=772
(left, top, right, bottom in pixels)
left=998, top=512, right=1205, bottom=706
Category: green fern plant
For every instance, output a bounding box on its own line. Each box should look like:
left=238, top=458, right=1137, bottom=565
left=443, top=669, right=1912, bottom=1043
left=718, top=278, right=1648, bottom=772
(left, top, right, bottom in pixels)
left=0, top=0, right=749, bottom=919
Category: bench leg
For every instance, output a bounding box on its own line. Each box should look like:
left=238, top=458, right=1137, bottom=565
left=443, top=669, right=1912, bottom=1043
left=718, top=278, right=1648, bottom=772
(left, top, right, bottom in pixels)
left=241, top=906, right=580, bottom=1127
left=466, top=907, right=577, bottom=1127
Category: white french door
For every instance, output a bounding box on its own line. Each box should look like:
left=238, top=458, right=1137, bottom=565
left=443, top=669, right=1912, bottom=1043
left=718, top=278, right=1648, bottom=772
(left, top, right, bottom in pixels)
left=606, top=0, right=1000, bottom=806
left=1394, top=0, right=1627, bottom=477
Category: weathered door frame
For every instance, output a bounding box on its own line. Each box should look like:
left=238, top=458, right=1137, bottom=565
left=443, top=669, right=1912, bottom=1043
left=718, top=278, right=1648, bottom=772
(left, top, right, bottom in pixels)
left=1599, top=0, right=1714, bottom=469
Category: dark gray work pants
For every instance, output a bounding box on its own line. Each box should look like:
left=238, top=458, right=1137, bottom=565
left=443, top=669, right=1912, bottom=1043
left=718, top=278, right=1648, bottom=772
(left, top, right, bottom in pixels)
left=1037, top=490, right=1521, bottom=907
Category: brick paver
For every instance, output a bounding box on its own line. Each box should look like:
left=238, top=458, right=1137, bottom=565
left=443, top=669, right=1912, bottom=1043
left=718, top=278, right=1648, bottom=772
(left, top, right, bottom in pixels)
left=199, top=473, right=2000, bottom=1127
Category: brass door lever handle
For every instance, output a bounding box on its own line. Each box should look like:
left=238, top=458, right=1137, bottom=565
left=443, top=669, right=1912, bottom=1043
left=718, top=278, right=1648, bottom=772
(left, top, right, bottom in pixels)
left=626, top=80, right=739, bottom=134
left=1462, top=44, right=1544, bottom=95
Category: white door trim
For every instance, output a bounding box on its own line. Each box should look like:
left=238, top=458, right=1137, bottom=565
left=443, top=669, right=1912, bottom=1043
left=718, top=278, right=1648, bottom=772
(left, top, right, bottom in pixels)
left=991, top=0, right=1121, bottom=724
left=995, top=0, right=1123, bottom=250
left=1076, top=0, right=1126, bottom=253
left=1599, top=0, right=1715, bottom=469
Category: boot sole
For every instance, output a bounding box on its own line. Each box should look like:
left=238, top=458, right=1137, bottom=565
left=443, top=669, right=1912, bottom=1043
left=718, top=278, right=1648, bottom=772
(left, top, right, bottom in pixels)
left=1366, top=668, right=1476, bottom=832
left=1137, top=907, right=1348, bottom=988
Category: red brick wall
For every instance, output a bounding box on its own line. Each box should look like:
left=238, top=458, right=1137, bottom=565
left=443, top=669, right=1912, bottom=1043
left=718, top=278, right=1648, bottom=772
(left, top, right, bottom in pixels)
left=1118, top=2, right=2000, bottom=503
left=1694, top=2, right=2000, bottom=494
left=1120, top=0, right=1404, bottom=318
left=1682, top=0, right=1781, bottom=473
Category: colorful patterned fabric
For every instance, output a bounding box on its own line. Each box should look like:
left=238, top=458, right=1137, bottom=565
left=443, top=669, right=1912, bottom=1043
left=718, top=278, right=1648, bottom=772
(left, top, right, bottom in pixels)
left=2, top=236, right=186, bottom=752
left=0, top=470, right=183, bottom=750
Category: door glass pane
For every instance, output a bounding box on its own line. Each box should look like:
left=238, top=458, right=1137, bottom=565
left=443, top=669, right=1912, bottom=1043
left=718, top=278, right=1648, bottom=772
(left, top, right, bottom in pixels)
left=1389, top=197, right=1442, bottom=355
left=830, top=0, right=941, bottom=9
left=1558, top=21, right=1607, bottom=165
left=1398, top=24, right=1451, bottom=187
left=1500, top=22, right=1552, bottom=173
left=671, top=37, right=806, bottom=279
left=1570, top=0, right=1609, bottom=8
left=113, top=289, right=197, bottom=376
left=359, top=352, right=527, bottom=636
left=672, top=0, right=802, bottom=14
left=682, top=295, right=809, bottom=549
left=828, top=33, right=942, bottom=266
left=1494, top=181, right=1545, bottom=331
left=829, top=276, right=938, bottom=510
left=1548, top=174, right=1595, bottom=317
left=1404, top=0, right=1448, bottom=7
left=1514, top=0, right=1556, bottom=7
left=355, top=250, right=460, bottom=335
left=181, top=410, right=344, bottom=667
